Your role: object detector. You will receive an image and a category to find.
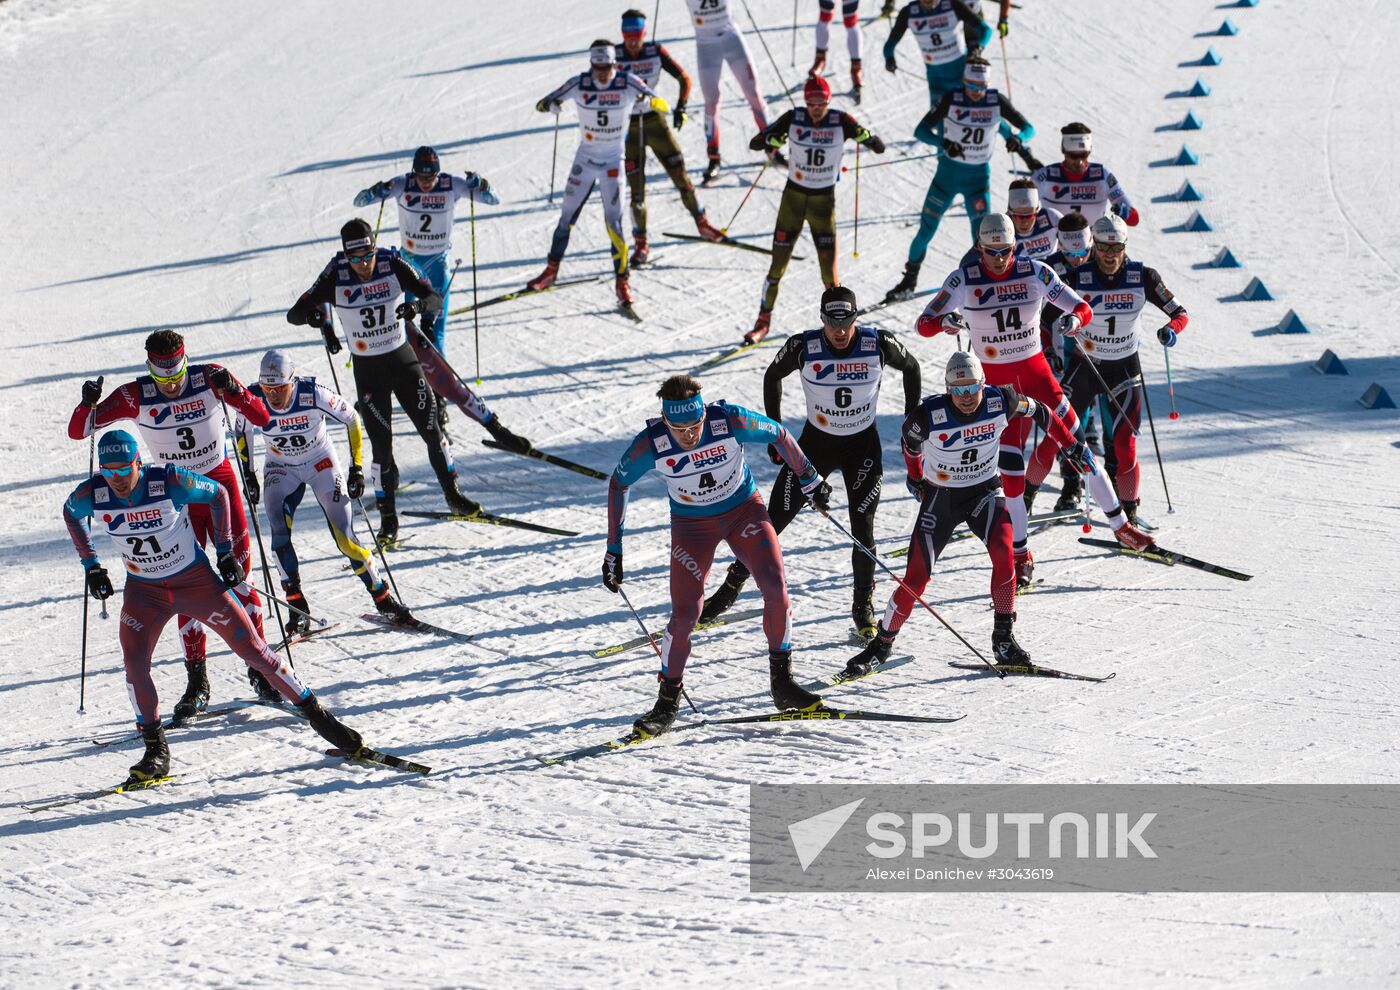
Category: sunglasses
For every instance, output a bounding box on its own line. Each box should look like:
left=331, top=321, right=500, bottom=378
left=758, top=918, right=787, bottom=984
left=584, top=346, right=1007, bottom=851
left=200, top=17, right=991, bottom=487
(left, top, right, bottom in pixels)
left=100, top=460, right=139, bottom=479
left=1096, top=242, right=1126, bottom=253
left=981, top=245, right=1013, bottom=257
left=948, top=382, right=982, bottom=396
left=1064, top=248, right=1090, bottom=261
left=346, top=251, right=375, bottom=264
left=147, top=360, right=187, bottom=385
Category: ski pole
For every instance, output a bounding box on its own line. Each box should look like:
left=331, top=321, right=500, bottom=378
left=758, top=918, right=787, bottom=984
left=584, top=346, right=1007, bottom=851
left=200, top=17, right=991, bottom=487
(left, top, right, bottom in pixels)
left=722, top=156, right=771, bottom=234
left=548, top=109, right=561, bottom=205
left=1163, top=345, right=1179, bottom=420
left=1070, top=336, right=1138, bottom=435
left=221, top=398, right=295, bottom=667
left=840, top=151, right=940, bottom=173
left=742, top=0, right=798, bottom=109
left=791, top=0, right=798, bottom=67
left=651, top=0, right=660, bottom=40
left=352, top=493, right=403, bottom=601
left=373, top=197, right=386, bottom=243
left=616, top=586, right=702, bottom=715
left=78, top=382, right=103, bottom=714
left=471, top=195, right=483, bottom=385
left=1138, top=369, right=1174, bottom=514
left=812, top=505, right=1001, bottom=674
left=999, top=33, right=1013, bottom=99
left=853, top=141, right=861, bottom=259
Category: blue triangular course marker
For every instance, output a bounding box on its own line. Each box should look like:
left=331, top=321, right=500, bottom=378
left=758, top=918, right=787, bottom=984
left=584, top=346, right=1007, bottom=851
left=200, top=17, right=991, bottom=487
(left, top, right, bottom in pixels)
left=1180, top=110, right=1204, bottom=130
left=1188, top=78, right=1212, bottom=97
left=1218, top=19, right=1239, bottom=35
left=1177, top=180, right=1203, bottom=202
left=1242, top=277, right=1273, bottom=301
left=1200, top=47, right=1223, bottom=66
left=1276, top=310, right=1310, bottom=334
left=1312, top=349, right=1348, bottom=376
left=1185, top=211, right=1213, bottom=232
left=1235, top=0, right=1258, bottom=8
left=1175, top=145, right=1199, bottom=166
left=1212, top=246, right=1241, bottom=267
left=1357, top=384, right=1396, bottom=409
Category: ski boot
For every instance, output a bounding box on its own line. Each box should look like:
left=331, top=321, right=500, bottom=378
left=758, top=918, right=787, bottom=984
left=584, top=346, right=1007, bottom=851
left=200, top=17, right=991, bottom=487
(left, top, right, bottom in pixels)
left=284, top=583, right=312, bottom=638
left=172, top=660, right=210, bottom=722
left=526, top=259, right=559, bottom=292
left=128, top=722, right=170, bottom=782
left=1120, top=498, right=1139, bottom=526
left=700, top=564, right=749, bottom=623
left=770, top=650, right=822, bottom=711
left=615, top=273, right=633, bottom=306
left=1053, top=468, right=1083, bottom=512
left=1113, top=518, right=1154, bottom=552
left=808, top=49, right=827, bottom=78
left=844, top=627, right=892, bottom=678
left=297, top=693, right=364, bottom=755
left=744, top=310, right=772, bottom=346
left=633, top=675, right=683, bottom=738
left=694, top=209, right=724, bottom=242
left=376, top=512, right=399, bottom=548
left=247, top=666, right=282, bottom=703
left=851, top=587, right=877, bottom=642
left=851, top=59, right=863, bottom=104
left=702, top=153, right=722, bottom=185
left=444, top=485, right=481, bottom=518
left=1022, top=482, right=1041, bottom=515
left=1014, top=549, right=1034, bottom=593
left=884, top=261, right=920, bottom=303
left=992, top=612, right=1030, bottom=666
left=372, top=583, right=414, bottom=626
left=632, top=232, right=650, bottom=266
left=485, top=414, right=532, bottom=455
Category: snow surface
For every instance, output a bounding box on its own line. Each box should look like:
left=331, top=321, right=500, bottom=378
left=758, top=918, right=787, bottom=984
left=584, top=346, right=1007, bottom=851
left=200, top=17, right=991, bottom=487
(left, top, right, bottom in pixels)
left=3, top=0, right=1399, bottom=986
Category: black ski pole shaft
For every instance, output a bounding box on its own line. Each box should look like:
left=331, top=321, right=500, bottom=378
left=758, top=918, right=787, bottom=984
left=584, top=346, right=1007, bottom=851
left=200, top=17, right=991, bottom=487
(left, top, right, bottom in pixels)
left=853, top=141, right=861, bottom=259
left=722, top=156, right=771, bottom=234
left=841, top=151, right=940, bottom=173
left=790, top=0, right=798, bottom=67
left=651, top=0, right=660, bottom=39
left=471, top=192, right=482, bottom=385
left=617, top=585, right=702, bottom=715
left=742, top=0, right=798, bottom=109
left=548, top=110, right=561, bottom=205
left=354, top=494, right=402, bottom=601
left=1070, top=336, right=1138, bottom=435
left=1138, top=369, right=1175, bottom=514
left=320, top=329, right=345, bottom=394
left=813, top=505, right=1001, bottom=673
left=221, top=399, right=294, bottom=667
left=373, top=197, right=386, bottom=242
left=79, top=382, right=102, bottom=714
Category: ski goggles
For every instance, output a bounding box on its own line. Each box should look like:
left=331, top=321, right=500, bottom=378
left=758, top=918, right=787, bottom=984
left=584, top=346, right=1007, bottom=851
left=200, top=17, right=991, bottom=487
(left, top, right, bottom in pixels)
left=980, top=245, right=1014, bottom=258
left=146, top=356, right=188, bottom=385
left=346, top=250, right=375, bottom=264
left=947, top=382, right=983, bottom=397
left=100, top=459, right=139, bottom=479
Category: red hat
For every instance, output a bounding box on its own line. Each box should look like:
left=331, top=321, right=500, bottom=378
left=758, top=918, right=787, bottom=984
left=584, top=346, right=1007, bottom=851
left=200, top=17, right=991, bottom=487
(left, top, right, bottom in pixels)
left=803, top=76, right=831, bottom=104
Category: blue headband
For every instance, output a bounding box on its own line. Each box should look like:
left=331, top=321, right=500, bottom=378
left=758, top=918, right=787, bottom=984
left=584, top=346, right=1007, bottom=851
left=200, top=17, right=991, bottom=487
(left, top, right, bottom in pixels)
left=662, top=393, right=704, bottom=422
left=621, top=15, right=645, bottom=32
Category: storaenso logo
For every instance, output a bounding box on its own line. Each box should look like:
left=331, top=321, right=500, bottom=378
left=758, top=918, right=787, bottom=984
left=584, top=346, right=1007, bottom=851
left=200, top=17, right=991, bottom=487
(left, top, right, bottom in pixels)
left=750, top=784, right=1400, bottom=893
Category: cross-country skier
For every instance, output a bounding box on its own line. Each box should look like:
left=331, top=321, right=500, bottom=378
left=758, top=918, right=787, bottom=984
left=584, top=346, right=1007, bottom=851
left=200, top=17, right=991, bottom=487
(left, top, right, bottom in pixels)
left=528, top=41, right=666, bottom=310
left=1030, top=122, right=1138, bottom=224
left=286, top=217, right=477, bottom=547
left=744, top=75, right=885, bottom=344
left=235, top=350, right=413, bottom=634
left=809, top=0, right=865, bottom=103
left=615, top=9, right=725, bottom=264
left=700, top=286, right=921, bottom=641
left=63, top=430, right=365, bottom=782
left=883, top=0, right=993, bottom=109
left=915, top=213, right=1153, bottom=589
left=1039, top=209, right=1097, bottom=512
left=883, top=56, right=1034, bottom=303
left=842, top=351, right=1091, bottom=675
left=603, top=374, right=834, bottom=737
left=351, top=145, right=499, bottom=369
left=68, top=331, right=277, bottom=716
left=1023, top=214, right=1188, bottom=524
left=678, top=0, right=777, bottom=182
left=1007, top=178, right=1062, bottom=262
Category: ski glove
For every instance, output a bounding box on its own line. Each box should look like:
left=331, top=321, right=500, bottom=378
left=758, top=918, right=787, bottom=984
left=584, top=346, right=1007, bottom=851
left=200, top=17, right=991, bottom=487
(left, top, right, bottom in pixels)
left=321, top=325, right=342, bottom=355
left=536, top=98, right=562, bottom=113
left=243, top=471, right=261, bottom=507
left=865, top=133, right=887, bottom=154
left=941, top=139, right=966, bottom=159
left=1115, top=204, right=1140, bottom=226
left=998, top=17, right=1009, bottom=38
left=216, top=550, right=245, bottom=589
left=768, top=443, right=783, bottom=466
left=941, top=312, right=970, bottom=335
left=885, top=55, right=897, bottom=74
left=1062, top=440, right=1093, bottom=475
left=905, top=475, right=932, bottom=501
left=602, top=551, right=623, bottom=592
left=1157, top=324, right=1178, bottom=347
left=353, top=188, right=374, bottom=208
left=396, top=300, right=421, bottom=322
left=1056, top=312, right=1083, bottom=338
left=209, top=367, right=239, bottom=395
left=803, top=477, right=834, bottom=513
left=85, top=565, right=114, bottom=600
left=1005, top=135, right=1024, bottom=154
left=673, top=103, right=687, bottom=130
left=346, top=465, right=365, bottom=499
left=462, top=171, right=489, bottom=192
left=81, top=378, right=103, bottom=407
